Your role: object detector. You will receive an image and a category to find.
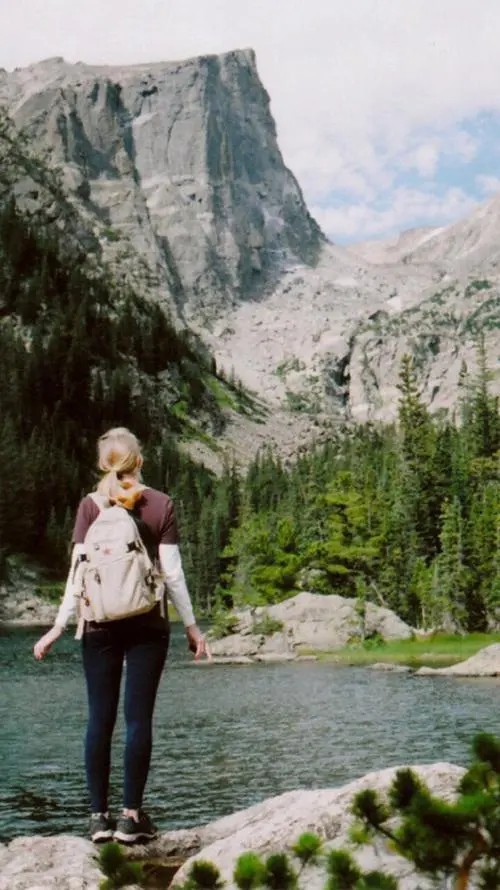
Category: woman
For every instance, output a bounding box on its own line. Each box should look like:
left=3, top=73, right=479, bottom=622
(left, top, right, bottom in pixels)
left=34, top=427, right=210, bottom=844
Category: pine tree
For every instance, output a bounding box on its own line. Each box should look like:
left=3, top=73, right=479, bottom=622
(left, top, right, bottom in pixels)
left=436, top=498, right=470, bottom=632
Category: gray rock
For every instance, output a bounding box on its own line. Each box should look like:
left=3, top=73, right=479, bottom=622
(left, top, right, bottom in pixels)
left=416, top=643, right=500, bottom=677
left=0, top=560, right=59, bottom=626
left=370, top=662, right=413, bottom=673
left=0, top=835, right=101, bottom=890
left=210, top=656, right=255, bottom=665
left=209, top=592, right=413, bottom=658
left=171, top=762, right=465, bottom=889
left=0, top=52, right=323, bottom=320
left=0, top=764, right=466, bottom=890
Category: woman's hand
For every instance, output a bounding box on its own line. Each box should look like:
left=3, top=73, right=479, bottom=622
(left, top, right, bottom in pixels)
left=186, top=624, right=211, bottom=661
left=33, top=625, right=63, bottom=661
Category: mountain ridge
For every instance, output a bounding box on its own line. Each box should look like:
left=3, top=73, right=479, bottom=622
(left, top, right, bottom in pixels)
left=1, top=51, right=498, bottom=432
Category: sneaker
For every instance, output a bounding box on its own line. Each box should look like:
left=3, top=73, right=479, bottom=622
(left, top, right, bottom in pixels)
left=114, top=810, right=158, bottom=844
left=89, top=812, right=115, bottom=843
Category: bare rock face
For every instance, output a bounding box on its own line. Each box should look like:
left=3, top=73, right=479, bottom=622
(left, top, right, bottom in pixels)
left=0, top=52, right=323, bottom=320
left=209, top=591, right=413, bottom=659
left=170, top=762, right=465, bottom=889
left=0, top=835, right=101, bottom=890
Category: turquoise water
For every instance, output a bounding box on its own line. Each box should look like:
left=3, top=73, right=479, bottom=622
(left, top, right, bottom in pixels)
left=1, top=624, right=500, bottom=842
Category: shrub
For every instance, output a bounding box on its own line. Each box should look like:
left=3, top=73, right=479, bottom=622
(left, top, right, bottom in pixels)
left=97, top=842, right=143, bottom=889
left=253, top=613, right=284, bottom=636
left=209, top=610, right=240, bottom=640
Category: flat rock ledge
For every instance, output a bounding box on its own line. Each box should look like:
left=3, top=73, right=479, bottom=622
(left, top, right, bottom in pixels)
left=0, top=764, right=464, bottom=889
left=210, top=591, right=413, bottom=661
left=416, top=643, right=500, bottom=677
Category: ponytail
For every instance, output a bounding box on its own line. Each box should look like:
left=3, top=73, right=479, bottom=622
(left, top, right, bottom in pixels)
left=96, top=428, right=145, bottom=510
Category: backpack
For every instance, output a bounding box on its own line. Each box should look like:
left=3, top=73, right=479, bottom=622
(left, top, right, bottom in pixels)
left=74, top=493, right=163, bottom=629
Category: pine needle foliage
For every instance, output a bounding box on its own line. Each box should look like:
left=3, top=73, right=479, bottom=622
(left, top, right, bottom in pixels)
left=180, top=859, right=224, bottom=889
left=219, top=351, right=499, bottom=632
left=290, top=831, right=323, bottom=866
left=262, top=852, right=297, bottom=889
left=97, top=842, right=143, bottom=889
left=351, top=732, right=500, bottom=889
left=233, top=851, right=267, bottom=888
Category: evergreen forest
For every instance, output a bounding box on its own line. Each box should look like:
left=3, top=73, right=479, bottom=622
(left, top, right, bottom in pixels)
left=0, top=112, right=498, bottom=632
left=218, top=351, right=499, bottom=632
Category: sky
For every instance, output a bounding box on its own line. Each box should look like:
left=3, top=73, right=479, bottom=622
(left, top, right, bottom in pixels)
left=1, top=0, right=500, bottom=244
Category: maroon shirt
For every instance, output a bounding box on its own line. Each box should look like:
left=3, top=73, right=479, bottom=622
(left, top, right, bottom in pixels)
left=73, top=487, right=179, bottom=632
left=73, top=487, right=180, bottom=551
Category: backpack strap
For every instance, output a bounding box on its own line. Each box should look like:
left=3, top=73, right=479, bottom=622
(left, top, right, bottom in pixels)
left=89, top=492, right=109, bottom=511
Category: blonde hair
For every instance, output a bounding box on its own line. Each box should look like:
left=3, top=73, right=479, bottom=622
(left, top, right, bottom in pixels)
left=97, top=427, right=145, bottom=509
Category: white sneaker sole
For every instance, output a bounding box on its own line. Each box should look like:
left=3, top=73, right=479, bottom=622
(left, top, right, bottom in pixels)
left=114, top=829, right=157, bottom=843
left=91, top=829, right=114, bottom=843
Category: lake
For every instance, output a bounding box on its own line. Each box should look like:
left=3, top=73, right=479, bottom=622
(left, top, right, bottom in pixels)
left=1, top=624, right=500, bottom=843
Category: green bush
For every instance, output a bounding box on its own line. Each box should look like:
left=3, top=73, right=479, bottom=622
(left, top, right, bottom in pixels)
left=35, top=582, right=64, bottom=604
left=178, top=858, right=224, bottom=889
left=253, top=613, right=284, bottom=636
left=209, top=610, right=240, bottom=640
left=97, top=842, right=143, bottom=889
left=234, top=852, right=267, bottom=888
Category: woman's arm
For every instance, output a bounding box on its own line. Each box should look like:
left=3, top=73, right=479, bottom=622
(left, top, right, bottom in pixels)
left=158, top=543, right=210, bottom=660
left=33, top=543, right=87, bottom=659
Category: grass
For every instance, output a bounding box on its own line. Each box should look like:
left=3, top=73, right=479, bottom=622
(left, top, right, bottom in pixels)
left=300, top=633, right=500, bottom=668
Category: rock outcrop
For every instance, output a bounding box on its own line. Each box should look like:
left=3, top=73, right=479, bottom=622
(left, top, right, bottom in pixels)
left=0, top=764, right=464, bottom=889
left=209, top=591, right=413, bottom=660
left=0, top=562, right=57, bottom=626
left=0, top=835, right=101, bottom=890
left=171, top=762, right=464, bottom=889
left=0, top=52, right=323, bottom=320
left=417, top=643, right=500, bottom=677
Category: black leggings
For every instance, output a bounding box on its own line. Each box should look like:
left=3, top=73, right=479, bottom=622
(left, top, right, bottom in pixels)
left=82, top=622, right=169, bottom=812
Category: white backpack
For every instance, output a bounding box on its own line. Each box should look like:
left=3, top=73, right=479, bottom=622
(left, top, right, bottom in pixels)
left=74, top=493, right=162, bottom=630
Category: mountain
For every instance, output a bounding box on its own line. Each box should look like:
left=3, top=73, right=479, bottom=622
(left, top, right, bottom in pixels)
left=1, top=51, right=498, bottom=431
left=0, top=52, right=323, bottom=321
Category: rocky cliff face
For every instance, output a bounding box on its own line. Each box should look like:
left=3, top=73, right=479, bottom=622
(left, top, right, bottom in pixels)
left=0, top=51, right=323, bottom=320
left=1, top=52, right=498, bottom=430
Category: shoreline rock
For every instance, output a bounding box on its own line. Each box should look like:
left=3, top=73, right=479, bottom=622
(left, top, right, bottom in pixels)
left=0, top=763, right=464, bottom=889
left=209, top=591, right=413, bottom=660
left=416, top=643, right=500, bottom=677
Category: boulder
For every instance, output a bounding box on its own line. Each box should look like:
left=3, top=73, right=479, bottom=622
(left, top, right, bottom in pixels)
left=416, top=643, right=500, bottom=677
left=0, top=560, right=59, bottom=626
left=210, top=592, right=413, bottom=658
left=0, top=835, right=101, bottom=890
left=170, top=762, right=465, bottom=889
left=0, top=764, right=465, bottom=889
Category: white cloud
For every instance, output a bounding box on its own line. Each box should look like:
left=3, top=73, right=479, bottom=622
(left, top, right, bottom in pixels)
left=313, top=187, right=478, bottom=241
left=407, top=143, right=440, bottom=179
left=1, top=0, right=499, bottom=239
left=476, top=174, right=500, bottom=196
